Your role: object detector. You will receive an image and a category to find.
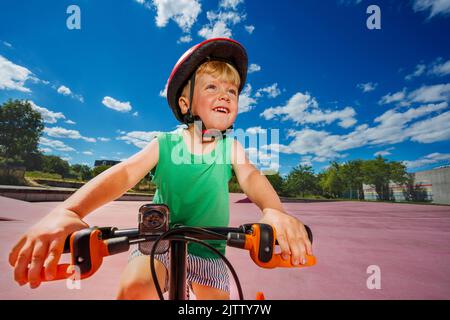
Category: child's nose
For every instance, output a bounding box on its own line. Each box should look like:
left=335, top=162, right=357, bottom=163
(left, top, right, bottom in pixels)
left=218, top=89, right=231, bottom=102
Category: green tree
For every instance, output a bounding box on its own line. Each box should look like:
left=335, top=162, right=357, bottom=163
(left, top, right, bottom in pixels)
left=42, top=155, right=70, bottom=179
left=70, top=164, right=93, bottom=181
left=92, top=165, right=112, bottom=177
left=361, top=156, right=407, bottom=200
left=283, top=165, right=317, bottom=197
left=0, top=99, right=44, bottom=167
left=319, top=164, right=344, bottom=198
left=264, top=171, right=284, bottom=195
left=403, top=173, right=429, bottom=202
left=340, top=160, right=364, bottom=199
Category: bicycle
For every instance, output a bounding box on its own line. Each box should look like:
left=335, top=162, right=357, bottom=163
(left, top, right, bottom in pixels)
left=39, top=204, right=316, bottom=300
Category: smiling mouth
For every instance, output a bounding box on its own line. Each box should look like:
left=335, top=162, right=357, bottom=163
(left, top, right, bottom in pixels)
left=212, top=106, right=230, bottom=114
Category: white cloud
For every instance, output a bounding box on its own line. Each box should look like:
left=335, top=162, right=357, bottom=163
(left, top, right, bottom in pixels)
left=374, top=147, right=395, bottom=157
left=0, top=55, right=34, bottom=92
left=379, top=83, right=450, bottom=106
left=98, top=137, right=111, bottom=142
left=238, top=83, right=257, bottom=113
left=39, top=147, right=52, bottom=153
left=117, top=131, right=161, bottom=148
left=102, top=96, right=132, bottom=112
left=57, top=85, right=72, bottom=96
left=198, top=20, right=232, bottom=39
left=404, top=152, right=450, bottom=169
left=151, top=0, right=202, bottom=33
left=260, top=92, right=357, bottom=128
left=198, top=2, right=246, bottom=40
left=245, top=145, right=279, bottom=171
left=370, top=102, right=448, bottom=144
left=248, top=63, right=261, bottom=74
left=404, top=58, right=450, bottom=80
left=39, top=137, right=75, bottom=152
left=408, top=83, right=450, bottom=103
left=244, top=25, right=255, bottom=34
left=28, top=101, right=66, bottom=124
left=379, top=88, right=407, bottom=105
left=260, top=143, right=291, bottom=154
left=44, top=126, right=97, bottom=143
left=299, top=156, right=313, bottom=166
left=429, top=58, right=450, bottom=76
left=3, top=41, right=12, bottom=48
left=159, top=82, right=168, bottom=98
left=132, top=111, right=139, bottom=117
left=29, top=76, right=49, bottom=86
left=65, top=120, right=76, bottom=125
left=206, top=10, right=243, bottom=25
left=282, top=129, right=345, bottom=161
left=178, top=34, right=193, bottom=43
left=412, top=0, right=450, bottom=18
left=219, top=0, right=243, bottom=10
left=408, top=110, right=450, bottom=143
left=82, top=151, right=93, bottom=156
left=405, top=63, right=427, bottom=80
left=255, top=83, right=281, bottom=98
left=245, top=126, right=267, bottom=135
left=357, top=82, right=378, bottom=92
left=281, top=102, right=449, bottom=162
left=57, top=85, right=84, bottom=102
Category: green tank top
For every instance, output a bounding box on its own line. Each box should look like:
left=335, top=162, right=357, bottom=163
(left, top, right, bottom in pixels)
left=151, top=129, right=233, bottom=259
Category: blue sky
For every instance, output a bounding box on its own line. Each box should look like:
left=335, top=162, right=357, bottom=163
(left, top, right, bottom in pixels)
left=1, top=0, right=450, bottom=176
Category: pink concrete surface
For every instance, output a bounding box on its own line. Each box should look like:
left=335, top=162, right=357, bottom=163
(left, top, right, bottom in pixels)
left=1, top=194, right=450, bottom=300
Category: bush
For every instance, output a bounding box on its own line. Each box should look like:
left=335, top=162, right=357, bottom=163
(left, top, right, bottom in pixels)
left=0, top=164, right=27, bottom=185
left=92, top=165, right=112, bottom=177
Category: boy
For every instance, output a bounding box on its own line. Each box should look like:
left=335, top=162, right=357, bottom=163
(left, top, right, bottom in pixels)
left=9, top=38, right=313, bottom=300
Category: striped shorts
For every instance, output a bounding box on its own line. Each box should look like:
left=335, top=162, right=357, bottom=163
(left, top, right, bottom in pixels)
left=128, top=244, right=230, bottom=294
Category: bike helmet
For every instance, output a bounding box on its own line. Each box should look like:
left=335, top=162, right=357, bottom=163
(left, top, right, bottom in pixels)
left=166, top=38, right=248, bottom=126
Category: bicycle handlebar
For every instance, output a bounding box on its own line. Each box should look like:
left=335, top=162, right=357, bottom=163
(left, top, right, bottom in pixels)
left=43, top=223, right=316, bottom=282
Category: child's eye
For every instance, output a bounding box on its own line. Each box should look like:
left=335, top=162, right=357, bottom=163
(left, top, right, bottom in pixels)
left=206, top=84, right=216, bottom=90
left=228, top=89, right=237, bottom=96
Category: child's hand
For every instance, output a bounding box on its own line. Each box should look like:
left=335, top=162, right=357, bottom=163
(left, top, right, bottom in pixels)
left=8, top=209, right=89, bottom=288
left=258, top=208, right=313, bottom=266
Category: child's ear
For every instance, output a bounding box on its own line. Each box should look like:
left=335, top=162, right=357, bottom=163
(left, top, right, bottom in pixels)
left=178, top=96, right=189, bottom=115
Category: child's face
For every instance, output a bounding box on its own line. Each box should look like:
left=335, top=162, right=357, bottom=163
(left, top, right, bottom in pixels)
left=182, top=73, right=239, bottom=131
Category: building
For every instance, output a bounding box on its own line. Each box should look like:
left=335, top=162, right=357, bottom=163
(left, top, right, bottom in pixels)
left=363, top=166, right=450, bottom=205
left=413, top=166, right=450, bottom=205
left=94, top=160, right=121, bottom=167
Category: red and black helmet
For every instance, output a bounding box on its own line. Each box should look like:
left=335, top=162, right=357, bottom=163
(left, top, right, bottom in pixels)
left=166, top=38, right=248, bottom=123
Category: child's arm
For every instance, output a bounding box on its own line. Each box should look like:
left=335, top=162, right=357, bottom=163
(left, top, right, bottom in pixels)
left=58, top=137, right=159, bottom=218
left=231, top=140, right=313, bottom=266
left=9, top=138, right=159, bottom=288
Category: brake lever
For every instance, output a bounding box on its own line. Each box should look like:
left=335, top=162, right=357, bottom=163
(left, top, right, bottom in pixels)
left=227, top=223, right=316, bottom=269
left=40, top=227, right=129, bottom=281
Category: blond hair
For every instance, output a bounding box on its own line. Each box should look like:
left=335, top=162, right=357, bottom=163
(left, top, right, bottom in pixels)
left=180, top=60, right=241, bottom=98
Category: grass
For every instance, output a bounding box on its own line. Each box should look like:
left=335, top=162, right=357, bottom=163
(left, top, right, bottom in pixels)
left=25, top=171, right=82, bottom=181
left=25, top=171, right=156, bottom=194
